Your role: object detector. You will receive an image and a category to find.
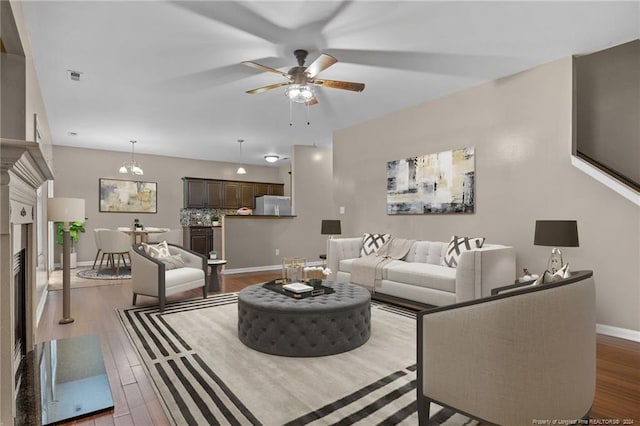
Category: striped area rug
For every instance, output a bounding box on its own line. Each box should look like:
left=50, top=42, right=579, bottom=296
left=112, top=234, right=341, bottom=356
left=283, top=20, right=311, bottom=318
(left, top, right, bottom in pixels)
left=117, top=294, right=475, bottom=425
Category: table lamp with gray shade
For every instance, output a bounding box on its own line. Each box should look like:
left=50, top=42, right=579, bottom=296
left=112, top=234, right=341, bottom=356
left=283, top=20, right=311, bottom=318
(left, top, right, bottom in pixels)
left=534, top=220, right=579, bottom=273
left=48, top=197, right=85, bottom=324
left=320, top=220, right=341, bottom=268
left=321, top=220, right=341, bottom=238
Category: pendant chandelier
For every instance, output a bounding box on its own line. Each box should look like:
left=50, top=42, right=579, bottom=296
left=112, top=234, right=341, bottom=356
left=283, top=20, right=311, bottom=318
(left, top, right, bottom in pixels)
left=236, top=139, right=247, bottom=175
left=119, top=140, right=144, bottom=175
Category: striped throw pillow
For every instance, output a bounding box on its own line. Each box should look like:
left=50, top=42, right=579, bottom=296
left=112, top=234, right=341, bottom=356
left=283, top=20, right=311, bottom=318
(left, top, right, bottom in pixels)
left=142, top=240, right=171, bottom=259
left=360, top=233, right=391, bottom=256
left=442, top=236, right=485, bottom=268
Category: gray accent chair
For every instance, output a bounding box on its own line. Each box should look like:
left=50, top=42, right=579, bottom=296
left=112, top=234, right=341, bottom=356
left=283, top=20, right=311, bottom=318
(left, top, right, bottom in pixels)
left=131, top=243, right=207, bottom=311
left=417, top=270, right=596, bottom=425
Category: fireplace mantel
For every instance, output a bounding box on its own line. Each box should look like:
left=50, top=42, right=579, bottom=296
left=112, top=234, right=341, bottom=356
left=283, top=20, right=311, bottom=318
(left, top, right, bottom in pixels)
left=0, top=138, right=53, bottom=185
left=0, top=138, right=53, bottom=424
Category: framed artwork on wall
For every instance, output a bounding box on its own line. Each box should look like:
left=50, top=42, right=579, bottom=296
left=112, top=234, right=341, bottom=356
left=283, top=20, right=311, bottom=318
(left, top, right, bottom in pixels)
left=386, top=147, right=475, bottom=214
left=99, top=178, right=157, bottom=213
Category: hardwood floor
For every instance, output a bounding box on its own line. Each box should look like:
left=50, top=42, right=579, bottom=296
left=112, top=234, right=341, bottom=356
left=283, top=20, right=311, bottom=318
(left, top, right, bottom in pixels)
left=37, top=268, right=639, bottom=425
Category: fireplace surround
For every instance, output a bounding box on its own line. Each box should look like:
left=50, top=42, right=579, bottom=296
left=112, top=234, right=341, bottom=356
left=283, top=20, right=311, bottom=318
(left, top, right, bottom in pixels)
left=0, top=139, right=53, bottom=424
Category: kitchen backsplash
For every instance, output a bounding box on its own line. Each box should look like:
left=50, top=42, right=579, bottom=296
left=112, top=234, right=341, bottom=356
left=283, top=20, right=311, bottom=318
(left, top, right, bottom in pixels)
left=180, top=208, right=238, bottom=226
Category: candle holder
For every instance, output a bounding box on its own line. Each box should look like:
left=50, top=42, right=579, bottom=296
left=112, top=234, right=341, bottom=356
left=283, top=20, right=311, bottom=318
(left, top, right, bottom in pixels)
left=282, top=257, right=306, bottom=284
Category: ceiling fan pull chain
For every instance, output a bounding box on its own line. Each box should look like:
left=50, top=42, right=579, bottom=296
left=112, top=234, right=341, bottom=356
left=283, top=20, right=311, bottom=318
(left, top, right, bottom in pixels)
left=289, top=100, right=293, bottom=127
left=306, top=103, right=311, bottom=126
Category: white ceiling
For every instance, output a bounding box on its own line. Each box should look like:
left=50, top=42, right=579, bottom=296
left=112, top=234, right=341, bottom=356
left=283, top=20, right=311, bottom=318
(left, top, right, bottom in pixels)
left=22, top=1, right=639, bottom=167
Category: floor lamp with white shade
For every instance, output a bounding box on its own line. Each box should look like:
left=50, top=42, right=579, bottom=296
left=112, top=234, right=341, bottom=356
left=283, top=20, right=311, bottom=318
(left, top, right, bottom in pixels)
left=47, top=197, right=85, bottom=324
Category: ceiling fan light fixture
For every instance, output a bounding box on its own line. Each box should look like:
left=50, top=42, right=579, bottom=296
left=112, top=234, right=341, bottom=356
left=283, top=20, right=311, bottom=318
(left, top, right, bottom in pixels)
left=236, top=166, right=247, bottom=175
left=264, top=155, right=279, bottom=163
left=285, top=84, right=314, bottom=103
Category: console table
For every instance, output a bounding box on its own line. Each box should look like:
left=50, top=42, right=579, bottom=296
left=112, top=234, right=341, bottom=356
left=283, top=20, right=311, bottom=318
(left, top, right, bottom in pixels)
left=237, top=281, right=371, bottom=357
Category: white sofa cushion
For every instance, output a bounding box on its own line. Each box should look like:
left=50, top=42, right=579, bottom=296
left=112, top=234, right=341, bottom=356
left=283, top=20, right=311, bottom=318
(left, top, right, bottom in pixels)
left=385, top=262, right=456, bottom=292
left=340, top=258, right=405, bottom=278
left=405, top=241, right=447, bottom=265
left=339, top=258, right=357, bottom=273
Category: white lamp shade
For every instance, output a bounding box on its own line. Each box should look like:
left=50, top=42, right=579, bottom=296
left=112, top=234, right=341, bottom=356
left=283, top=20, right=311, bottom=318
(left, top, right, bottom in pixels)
left=47, top=198, right=85, bottom=222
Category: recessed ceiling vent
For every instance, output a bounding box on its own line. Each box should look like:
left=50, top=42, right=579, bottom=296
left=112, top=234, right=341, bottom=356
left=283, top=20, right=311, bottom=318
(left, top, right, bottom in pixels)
left=67, top=70, right=83, bottom=81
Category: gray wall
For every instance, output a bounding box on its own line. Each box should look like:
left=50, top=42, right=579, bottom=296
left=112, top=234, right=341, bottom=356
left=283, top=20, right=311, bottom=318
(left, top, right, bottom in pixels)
left=333, top=57, right=640, bottom=332
left=223, top=145, right=334, bottom=270
left=51, top=145, right=284, bottom=263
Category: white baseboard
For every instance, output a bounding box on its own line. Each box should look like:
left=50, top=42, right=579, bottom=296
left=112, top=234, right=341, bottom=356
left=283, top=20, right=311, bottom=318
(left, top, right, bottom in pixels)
left=596, top=323, right=640, bottom=342
left=223, top=261, right=323, bottom=275
left=53, top=260, right=94, bottom=269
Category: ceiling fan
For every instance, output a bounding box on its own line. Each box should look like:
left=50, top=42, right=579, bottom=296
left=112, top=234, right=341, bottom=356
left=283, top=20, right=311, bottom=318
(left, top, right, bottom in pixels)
left=242, top=49, right=365, bottom=105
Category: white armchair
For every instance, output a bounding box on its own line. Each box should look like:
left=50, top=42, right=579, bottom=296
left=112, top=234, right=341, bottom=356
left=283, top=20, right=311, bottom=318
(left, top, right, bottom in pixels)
left=417, top=270, right=596, bottom=425
left=131, top=243, right=207, bottom=311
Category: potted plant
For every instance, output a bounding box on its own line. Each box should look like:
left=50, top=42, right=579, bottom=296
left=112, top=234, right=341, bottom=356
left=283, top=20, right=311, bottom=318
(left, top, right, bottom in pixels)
left=55, top=220, right=86, bottom=269
left=212, top=215, right=220, bottom=226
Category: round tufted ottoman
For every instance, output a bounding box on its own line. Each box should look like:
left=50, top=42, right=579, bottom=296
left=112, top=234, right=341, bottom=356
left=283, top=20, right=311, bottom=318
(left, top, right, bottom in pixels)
left=237, top=281, right=371, bottom=357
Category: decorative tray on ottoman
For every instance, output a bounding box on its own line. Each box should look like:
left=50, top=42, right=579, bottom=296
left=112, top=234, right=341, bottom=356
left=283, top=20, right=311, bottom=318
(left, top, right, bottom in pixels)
left=262, top=279, right=335, bottom=299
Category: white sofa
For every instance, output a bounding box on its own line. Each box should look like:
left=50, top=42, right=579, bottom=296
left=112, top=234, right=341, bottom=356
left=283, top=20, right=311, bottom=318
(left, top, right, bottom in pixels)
left=327, top=237, right=516, bottom=307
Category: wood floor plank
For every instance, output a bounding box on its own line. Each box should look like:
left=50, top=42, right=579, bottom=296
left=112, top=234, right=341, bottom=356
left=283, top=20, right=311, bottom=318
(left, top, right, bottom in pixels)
left=106, top=331, right=137, bottom=386
left=130, top=365, right=158, bottom=403
left=143, top=398, right=171, bottom=426
left=122, top=383, right=146, bottom=411
left=112, top=414, right=135, bottom=426
left=39, top=267, right=639, bottom=425
left=93, top=413, right=116, bottom=426
left=128, top=404, right=155, bottom=426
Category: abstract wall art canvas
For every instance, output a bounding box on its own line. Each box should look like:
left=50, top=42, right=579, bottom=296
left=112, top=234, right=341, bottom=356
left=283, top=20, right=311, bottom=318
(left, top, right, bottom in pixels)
left=387, top=147, right=475, bottom=214
left=99, top=178, right=157, bottom=213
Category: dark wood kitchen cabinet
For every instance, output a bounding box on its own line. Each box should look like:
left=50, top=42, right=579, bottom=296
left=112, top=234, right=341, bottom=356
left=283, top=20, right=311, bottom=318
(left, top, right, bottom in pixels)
left=222, top=181, right=254, bottom=209
left=184, top=177, right=284, bottom=209
left=186, top=226, right=212, bottom=257
left=183, top=226, right=222, bottom=257
left=254, top=183, right=285, bottom=197
left=183, top=179, right=223, bottom=208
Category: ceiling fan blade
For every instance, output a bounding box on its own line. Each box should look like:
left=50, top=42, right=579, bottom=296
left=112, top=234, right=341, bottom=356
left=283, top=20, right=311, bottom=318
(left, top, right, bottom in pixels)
left=171, top=2, right=289, bottom=45
left=314, top=79, right=365, bottom=92
left=305, top=98, right=319, bottom=106
left=324, top=48, right=524, bottom=78
left=305, top=53, right=337, bottom=78
left=246, top=82, right=288, bottom=95
left=242, top=61, right=288, bottom=77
